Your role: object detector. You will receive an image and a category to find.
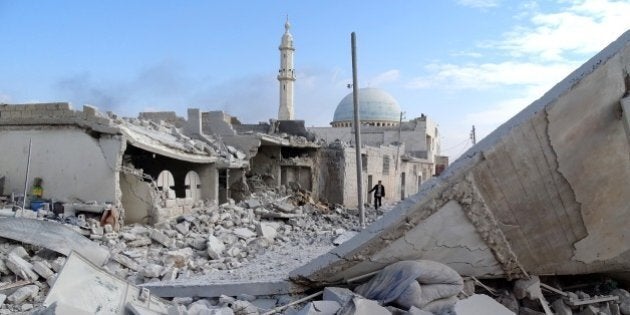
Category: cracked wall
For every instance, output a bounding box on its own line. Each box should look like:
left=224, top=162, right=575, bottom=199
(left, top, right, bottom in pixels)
left=0, top=126, right=124, bottom=204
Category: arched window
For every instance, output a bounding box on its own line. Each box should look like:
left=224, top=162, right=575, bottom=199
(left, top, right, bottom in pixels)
left=185, top=171, right=202, bottom=201
left=157, top=170, right=175, bottom=199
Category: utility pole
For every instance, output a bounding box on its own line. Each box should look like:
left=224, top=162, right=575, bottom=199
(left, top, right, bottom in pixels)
left=470, top=125, right=477, bottom=145
left=395, top=112, right=404, bottom=171
left=351, top=32, right=365, bottom=229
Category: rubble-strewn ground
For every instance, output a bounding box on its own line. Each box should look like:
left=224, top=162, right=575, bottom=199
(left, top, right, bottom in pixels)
left=0, top=188, right=392, bottom=314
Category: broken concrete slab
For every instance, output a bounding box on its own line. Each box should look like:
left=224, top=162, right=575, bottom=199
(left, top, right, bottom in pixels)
left=32, top=261, right=55, bottom=280
left=454, top=294, right=515, bottom=315
left=322, top=287, right=356, bottom=306
left=44, top=252, right=171, bottom=314
left=7, top=285, right=39, bottom=304
left=290, top=30, right=630, bottom=284
left=0, top=217, right=110, bottom=266
left=5, top=253, right=38, bottom=281
left=142, top=278, right=307, bottom=298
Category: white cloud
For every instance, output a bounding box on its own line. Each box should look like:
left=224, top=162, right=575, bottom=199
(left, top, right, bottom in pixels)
left=456, top=0, right=501, bottom=8
left=367, top=69, right=400, bottom=87
left=496, top=0, right=630, bottom=61
left=407, top=61, right=577, bottom=90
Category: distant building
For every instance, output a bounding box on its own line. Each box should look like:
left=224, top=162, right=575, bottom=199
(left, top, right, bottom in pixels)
left=277, top=18, right=295, bottom=120
left=309, top=88, right=448, bottom=207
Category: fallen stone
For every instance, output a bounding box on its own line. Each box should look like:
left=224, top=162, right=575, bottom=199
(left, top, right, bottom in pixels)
left=0, top=294, right=5, bottom=305
left=336, top=298, right=388, bottom=315
left=256, top=222, right=277, bottom=242
left=207, top=235, right=226, bottom=260
left=251, top=298, right=277, bottom=312
left=5, top=253, right=38, bottom=281
left=454, top=294, right=516, bottom=315
left=297, top=301, right=341, bottom=315
left=7, top=284, right=39, bottom=304
left=9, top=246, right=29, bottom=259
left=141, top=263, right=164, bottom=278
left=244, top=199, right=261, bottom=209
left=230, top=300, right=259, bottom=315
left=322, top=287, right=356, bottom=306
left=32, top=261, right=55, bottom=279
left=514, top=276, right=543, bottom=300
left=0, top=259, right=9, bottom=275
left=21, top=303, right=34, bottom=312
left=164, top=248, right=194, bottom=268
left=233, top=228, right=257, bottom=240
left=50, top=257, right=66, bottom=272
left=128, top=237, right=153, bottom=247
left=174, top=222, right=190, bottom=235
left=150, top=229, right=175, bottom=247
left=112, top=253, right=140, bottom=271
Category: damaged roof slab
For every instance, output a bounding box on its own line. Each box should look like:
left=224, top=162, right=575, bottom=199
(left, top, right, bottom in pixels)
left=290, top=30, right=630, bottom=285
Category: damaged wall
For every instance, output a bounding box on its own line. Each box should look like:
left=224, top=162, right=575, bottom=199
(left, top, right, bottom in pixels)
left=290, top=30, right=630, bottom=285
left=0, top=127, right=124, bottom=204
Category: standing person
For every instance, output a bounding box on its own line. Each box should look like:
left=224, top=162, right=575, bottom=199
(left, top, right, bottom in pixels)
left=368, top=180, right=386, bottom=210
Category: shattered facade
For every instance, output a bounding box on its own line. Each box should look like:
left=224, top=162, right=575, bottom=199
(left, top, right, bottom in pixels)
left=0, top=104, right=248, bottom=225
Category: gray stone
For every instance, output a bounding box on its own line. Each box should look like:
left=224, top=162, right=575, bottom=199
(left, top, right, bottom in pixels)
left=21, top=303, right=34, bottom=311
left=513, top=276, right=542, bottom=300
left=141, top=263, right=164, bottom=278
left=9, top=246, right=29, bottom=259
left=50, top=257, right=66, bottom=272
left=244, top=199, right=261, bottom=209
left=128, top=237, right=153, bottom=247
left=233, top=228, right=257, bottom=240
left=0, top=294, right=5, bottom=305
left=164, top=248, right=194, bottom=268
left=297, top=301, right=341, bottom=315
left=336, top=298, right=388, bottom=315
left=174, top=222, right=191, bottom=235
left=251, top=298, right=277, bottom=311
left=322, top=287, right=356, bottom=306
left=230, top=300, right=259, bottom=314
left=5, top=253, right=38, bottom=281
left=150, top=229, right=175, bottom=247
left=256, top=223, right=277, bottom=242
left=551, top=299, right=572, bottom=315
left=7, top=284, right=39, bottom=304
left=207, top=235, right=226, bottom=260
left=112, top=253, right=140, bottom=271
left=32, top=261, right=55, bottom=279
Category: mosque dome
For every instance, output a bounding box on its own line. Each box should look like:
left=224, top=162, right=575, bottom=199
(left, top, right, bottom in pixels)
left=331, top=88, right=402, bottom=127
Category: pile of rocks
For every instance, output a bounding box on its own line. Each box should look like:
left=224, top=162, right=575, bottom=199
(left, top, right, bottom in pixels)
left=0, top=243, right=65, bottom=314
left=91, top=190, right=382, bottom=286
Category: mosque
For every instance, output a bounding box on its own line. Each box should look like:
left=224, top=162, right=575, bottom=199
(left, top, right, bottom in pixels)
left=272, top=19, right=448, bottom=206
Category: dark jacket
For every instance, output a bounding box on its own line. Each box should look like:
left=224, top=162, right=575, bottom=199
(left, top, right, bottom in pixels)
left=369, top=184, right=385, bottom=197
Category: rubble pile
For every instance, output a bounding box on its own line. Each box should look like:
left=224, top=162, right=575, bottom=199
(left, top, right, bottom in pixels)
left=89, top=189, right=381, bottom=286
left=0, top=242, right=65, bottom=314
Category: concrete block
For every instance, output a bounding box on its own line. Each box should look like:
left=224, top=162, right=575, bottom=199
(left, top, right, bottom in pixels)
left=0, top=294, right=5, bottom=306
left=141, top=264, right=164, bottom=278
left=336, top=298, right=389, bottom=315
left=5, top=253, right=38, bottom=281
left=256, top=222, right=277, bottom=241
left=322, top=287, right=355, bottom=306
left=7, top=284, right=39, bottom=304
left=244, top=199, right=261, bottom=209
left=207, top=235, right=226, bottom=260
left=113, top=253, right=140, bottom=271
left=513, top=276, right=542, bottom=300
left=150, top=229, right=175, bottom=248
left=454, top=294, right=515, bottom=315
left=230, top=300, right=258, bottom=314
left=32, top=261, right=55, bottom=279
left=9, top=246, right=29, bottom=259
left=297, top=301, right=341, bottom=315
left=50, top=257, right=66, bottom=272
left=233, top=227, right=256, bottom=239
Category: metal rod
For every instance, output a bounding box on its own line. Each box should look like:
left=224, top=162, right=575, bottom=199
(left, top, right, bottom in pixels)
left=351, top=32, right=365, bottom=229
left=20, top=138, right=32, bottom=213
left=261, top=290, right=323, bottom=315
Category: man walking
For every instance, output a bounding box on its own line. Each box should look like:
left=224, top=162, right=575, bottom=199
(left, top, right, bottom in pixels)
left=368, top=180, right=385, bottom=210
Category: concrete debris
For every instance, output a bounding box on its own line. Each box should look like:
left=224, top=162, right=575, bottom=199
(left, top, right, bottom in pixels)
left=5, top=253, right=39, bottom=281
left=454, top=294, right=515, bottom=315
left=296, top=300, right=340, bottom=315
left=336, top=297, right=390, bottom=315
left=7, top=285, right=39, bottom=304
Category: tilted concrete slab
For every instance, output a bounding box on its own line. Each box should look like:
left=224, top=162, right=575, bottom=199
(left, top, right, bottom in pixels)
left=291, top=30, right=630, bottom=285
left=0, top=217, right=110, bottom=266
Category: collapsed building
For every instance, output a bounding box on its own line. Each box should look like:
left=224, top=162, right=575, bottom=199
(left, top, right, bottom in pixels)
left=0, top=105, right=248, bottom=225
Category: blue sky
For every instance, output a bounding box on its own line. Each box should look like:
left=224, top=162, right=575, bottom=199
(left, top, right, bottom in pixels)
left=1, top=0, right=629, bottom=159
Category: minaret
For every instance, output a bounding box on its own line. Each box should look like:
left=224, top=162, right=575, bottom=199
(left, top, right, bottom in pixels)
left=277, top=17, right=295, bottom=120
